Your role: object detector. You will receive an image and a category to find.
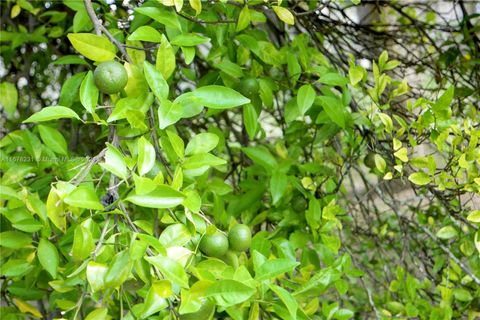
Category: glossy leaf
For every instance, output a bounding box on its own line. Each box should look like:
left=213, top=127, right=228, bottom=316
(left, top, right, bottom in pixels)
left=64, top=185, right=104, bottom=210
left=125, top=185, right=185, bottom=208
left=67, top=33, right=116, bottom=61
left=37, top=238, right=59, bottom=278
left=145, top=255, right=189, bottom=288
left=23, top=106, right=80, bottom=123
left=128, top=26, right=162, bottom=42
left=79, top=71, right=98, bottom=113
left=137, top=136, right=156, bottom=176
left=191, top=85, right=250, bottom=109
left=144, top=61, right=169, bottom=101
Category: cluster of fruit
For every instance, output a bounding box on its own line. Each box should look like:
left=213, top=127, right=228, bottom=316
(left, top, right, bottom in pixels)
left=199, top=224, right=252, bottom=258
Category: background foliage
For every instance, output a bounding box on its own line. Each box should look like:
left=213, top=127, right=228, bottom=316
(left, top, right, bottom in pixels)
left=1, top=0, right=479, bottom=319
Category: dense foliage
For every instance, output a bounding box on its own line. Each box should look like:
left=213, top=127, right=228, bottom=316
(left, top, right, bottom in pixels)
left=1, top=0, right=479, bottom=319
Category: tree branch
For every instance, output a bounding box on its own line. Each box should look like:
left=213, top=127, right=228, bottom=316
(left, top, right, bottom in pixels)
left=83, top=0, right=132, bottom=63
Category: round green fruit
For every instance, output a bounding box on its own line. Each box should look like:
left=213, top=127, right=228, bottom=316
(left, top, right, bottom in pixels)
left=228, top=224, right=252, bottom=252
left=364, top=151, right=376, bottom=169
left=93, top=61, right=128, bottom=94
left=237, top=76, right=259, bottom=98
left=199, top=231, right=229, bottom=258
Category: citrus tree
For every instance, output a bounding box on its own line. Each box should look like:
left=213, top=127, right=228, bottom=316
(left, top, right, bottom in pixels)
left=1, top=0, right=479, bottom=319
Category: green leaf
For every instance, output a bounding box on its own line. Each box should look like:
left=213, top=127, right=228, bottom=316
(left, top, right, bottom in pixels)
left=316, top=96, right=345, bottom=128
left=52, top=55, right=88, bottom=65
left=436, top=226, right=457, bottom=240
left=105, top=251, right=132, bottom=288
left=141, top=283, right=169, bottom=318
left=174, top=92, right=204, bottom=118
left=269, top=285, right=298, bottom=320
left=255, top=259, right=299, bottom=281
left=189, top=0, right=201, bottom=15
left=156, top=34, right=176, bottom=79
left=185, top=133, right=219, bottom=156
left=59, top=72, right=85, bottom=108
left=85, top=308, right=110, bottom=320
left=243, top=146, right=277, bottom=171
left=23, top=106, right=80, bottom=123
left=191, top=85, right=250, bottom=109
left=134, top=6, right=182, bottom=31
left=349, top=65, right=364, bottom=85
left=453, top=288, right=473, bottom=302
left=166, top=130, right=185, bottom=158
left=171, top=33, right=210, bottom=46
left=216, top=59, right=244, bottom=78
left=272, top=6, right=294, bottom=25
left=287, top=53, right=301, bottom=85
left=86, top=261, right=108, bottom=292
left=100, top=144, right=128, bottom=180
left=467, top=210, right=480, bottom=223
left=205, top=280, right=256, bottom=307
left=126, top=185, right=185, bottom=208
left=297, top=84, right=315, bottom=115
left=12, top=219, right=43, bottom=233
left=64, top=185, right=104, bottom=210
left=38, top=239, right=59, bottom=278
left=145, top=255, right=189, bottom=288
left=294, top=267, right=341, bottom=295
left=0, top=82, right=18, bottom=116
left=270, top=172, right=287, bottom=205
left=137, top=136, right=156, bottom=176
left=67, top=33, right=116, bottom=62
left=72, top=224, right=95, bottom=260
left=144, top=61, right=169, bottom=101
left=128, top=26, right=162, bottom=42
left=236, top=6, right=250, bottom=32
left=79, top=71, right=98, bottom=113
left=432, top=86, right=454, bottom=113
left=158, top=99, right=183, bottom=129
left=408, top=172, right=431, bottom=186
left=334, top=309, right=354, bottom=320
left=0, top=231, right=32, bottom=249
left=38, top=125, right=68, bottom=155
left=183, top=153, right=226, bottom=169
left=394, top=147, right=408, bottom=162
left=159, top=223, right=191, bottom=248
left=46, top=187, right=66, bottom=233
left=318, top=73, right=348, bottom=86
left=243, top=104, right=258, bottom=140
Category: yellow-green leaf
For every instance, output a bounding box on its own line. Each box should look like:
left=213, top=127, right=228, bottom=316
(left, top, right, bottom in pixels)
left=189, top=0, right=201, bottom=15
left=273, top=6, right=294, bottom=25
left=67, top=33, right=116, bottom=62
left=467, top=210, right=480, bottom=223
left=408, top=172, right=431, bottom=186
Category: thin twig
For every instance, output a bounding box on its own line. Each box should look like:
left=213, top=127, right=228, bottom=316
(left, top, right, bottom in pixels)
left=83, top=0, right=132, bottom=63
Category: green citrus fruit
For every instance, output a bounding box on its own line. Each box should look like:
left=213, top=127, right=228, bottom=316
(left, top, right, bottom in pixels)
left=364, top=151, right=376, bottom=169
left=237, top=76, right=259, bottom=98
left=199, top=231, right=229, bottom=258
left=228, top=224, right=252, bottom=252
left=93, top=61, right=128, bottom=94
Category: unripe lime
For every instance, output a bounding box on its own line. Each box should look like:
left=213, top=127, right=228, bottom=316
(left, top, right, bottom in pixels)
left=228, top=224, right=252, bottom=252
left=93, top=61, right=128, bottom=94
left=199, top=231, right=229, bottom=258
left=364, top=151, right=376, bottom=169
left=237, top=76, right=259, bottom=98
